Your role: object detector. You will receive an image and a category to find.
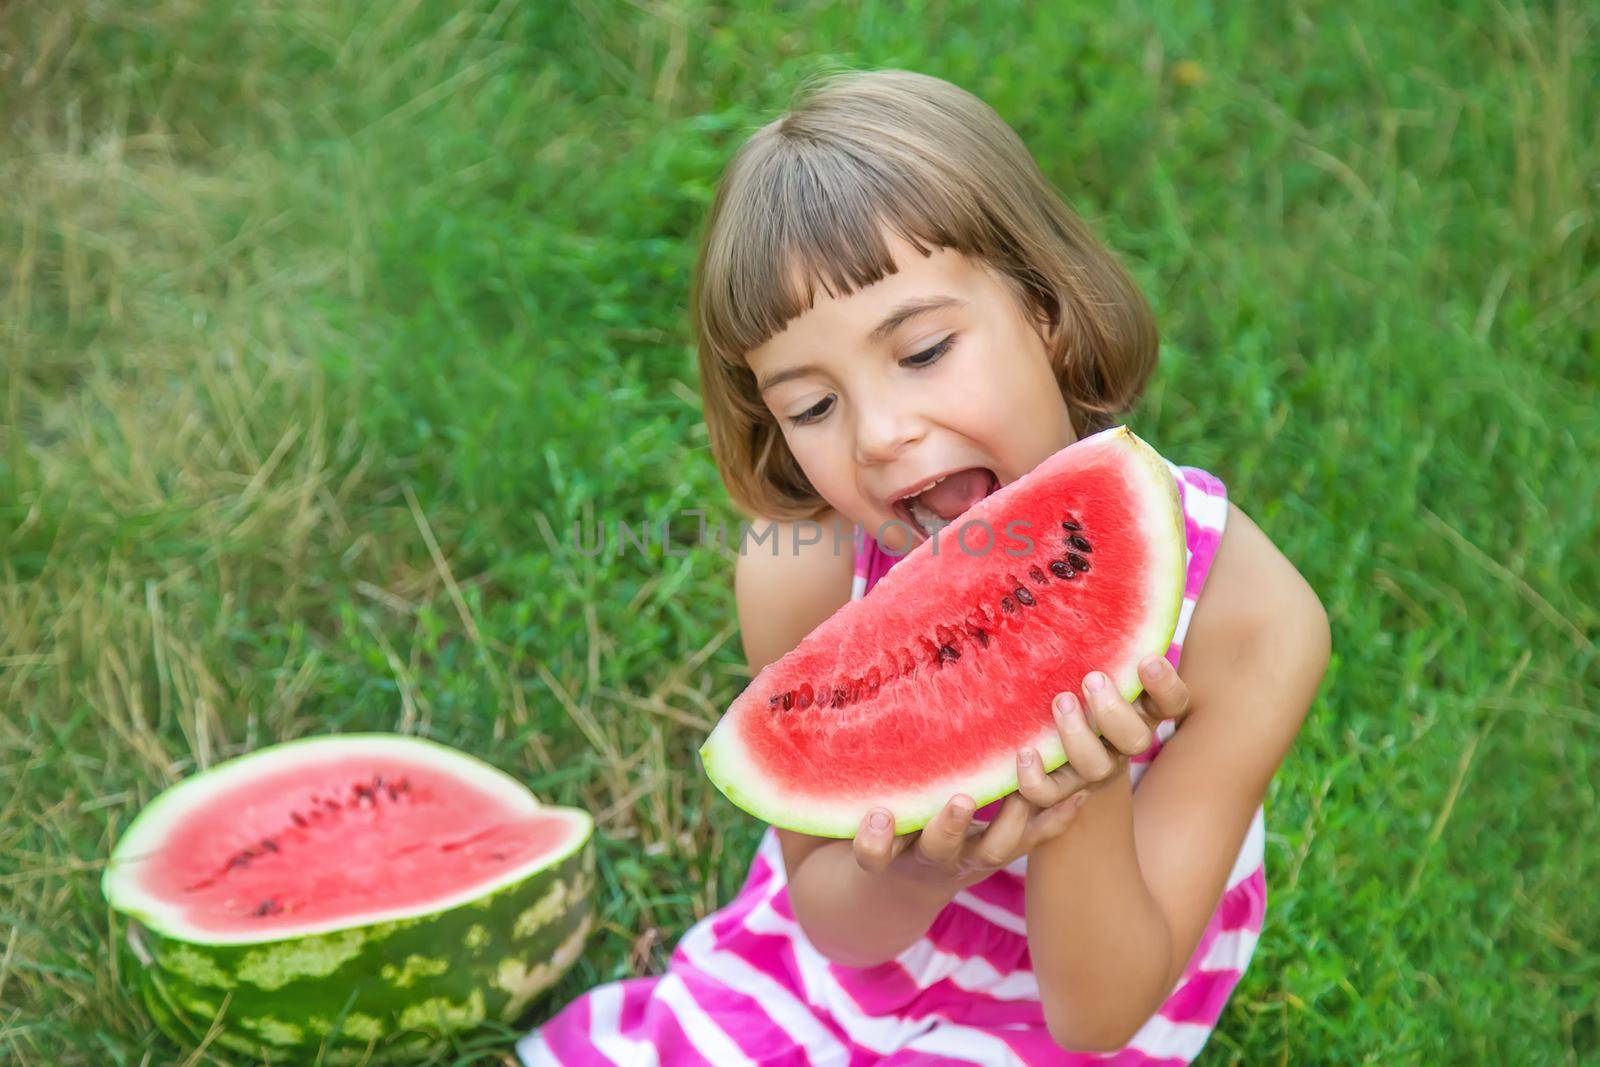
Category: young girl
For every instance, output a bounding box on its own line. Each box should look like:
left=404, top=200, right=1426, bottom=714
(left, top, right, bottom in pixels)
left=520, top=68, right=1330, bottom=1065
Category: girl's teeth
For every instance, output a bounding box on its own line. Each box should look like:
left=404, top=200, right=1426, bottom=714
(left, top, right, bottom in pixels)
left=909, top=500, right=945, bottom=537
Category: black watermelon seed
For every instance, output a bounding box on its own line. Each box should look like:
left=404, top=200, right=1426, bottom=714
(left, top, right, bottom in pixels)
left=1069, top=534, right=1092, bottom=553
left=1067, top=553, right=1091, bottom=571
left=1014, top=586, right=1036, bottom=607
left=1028, top=566, right=1047, bottom=584
left=251, top=898, right=282, bottom=917
left=939, top=644, right=960, bottom=661
left=1050, top=560, right=1073, bottom=578
left=780, top=691, right=793, bottom=711
left=973, top=629, right=990, bottom=648
left=1062, top=520, right=1082, bottom=532
left=1001, top=596, right=1016, bottom=613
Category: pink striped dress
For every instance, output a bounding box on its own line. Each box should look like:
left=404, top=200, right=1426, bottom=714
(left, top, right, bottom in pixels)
left=519, top=461, right=1266, bottom=1066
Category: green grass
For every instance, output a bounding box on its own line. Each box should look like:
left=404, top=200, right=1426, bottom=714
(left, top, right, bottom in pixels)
left=2, top=0, right=1595, bottom=1062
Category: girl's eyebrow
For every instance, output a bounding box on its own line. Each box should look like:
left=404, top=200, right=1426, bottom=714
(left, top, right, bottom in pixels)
left=867, top=295, right=965, bottom=344
left=758, top=295, right=966, bottom=393
left=758, top=364, right=821, bottom=393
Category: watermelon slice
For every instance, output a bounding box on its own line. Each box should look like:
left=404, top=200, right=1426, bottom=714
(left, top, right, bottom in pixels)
left=700, top=426, right=1188, bottom=838
left=103, top=734, right=594, bottom=1062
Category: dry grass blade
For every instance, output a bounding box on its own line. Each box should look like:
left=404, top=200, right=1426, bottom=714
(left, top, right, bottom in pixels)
left=1420, top=506, right=1593, bottom=654
left=402, top=483, right=482, bottom=645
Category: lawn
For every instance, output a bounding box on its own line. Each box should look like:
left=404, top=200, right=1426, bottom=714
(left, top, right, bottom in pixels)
left=2, top=1, right=1595, bottom=1063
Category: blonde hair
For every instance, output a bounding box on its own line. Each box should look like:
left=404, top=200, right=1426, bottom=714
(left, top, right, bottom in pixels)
left=692, top=68, right=1158, bottom=521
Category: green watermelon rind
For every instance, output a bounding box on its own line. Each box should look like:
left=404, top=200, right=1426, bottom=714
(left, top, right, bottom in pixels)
left=128, top=842, right=594, bottom=1062
left=701, top=426, right=1190, bottom=839
left=103, top=733, right=597, bottom=1061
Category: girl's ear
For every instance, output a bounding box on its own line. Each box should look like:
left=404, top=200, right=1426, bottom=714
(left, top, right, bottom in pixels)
left=1032, top=311, right=1055, bottom=350
left=1029, top=298, right=1061, bottom=353
left=1015, top=280, right=1061, bottom=353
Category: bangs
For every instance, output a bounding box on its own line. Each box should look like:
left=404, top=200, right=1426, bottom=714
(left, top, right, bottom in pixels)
left=696, top=131, right=990, bottom=369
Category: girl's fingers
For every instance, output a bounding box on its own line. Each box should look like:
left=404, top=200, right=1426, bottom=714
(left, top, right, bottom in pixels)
left=1020, top=791, right=1090, bottom=852
left=1017, top=743, right=1088, bottom=806
left=1082, top=671, right=1153, bottom=756
left=852, top=808, right=898, bottom=874
left=914, top=794, right=975, bottom=869
left=1137, top=656, right=1192, bottom=722
left=967, top=792, right=1032, bottom=871
left=1016, top=746, right=1065, bottom=807
left=1044, top=760, right=1089, bottom=798
left=1055, top=693, right=1118, bottom=781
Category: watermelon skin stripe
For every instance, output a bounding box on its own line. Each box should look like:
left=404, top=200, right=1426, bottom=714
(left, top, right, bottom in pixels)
left=128, top=840, right=595, bottom=1062
left=701, top=427, right=1189, bottom=839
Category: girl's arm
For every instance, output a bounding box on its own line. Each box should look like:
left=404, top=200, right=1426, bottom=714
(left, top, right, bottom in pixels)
left=734, top=517, right=979, bottom=968
left=1028, top=503, right=1332, bottom=1051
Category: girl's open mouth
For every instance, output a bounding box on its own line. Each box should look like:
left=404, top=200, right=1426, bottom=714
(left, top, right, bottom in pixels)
left=891, top=468, right=1001, bottom=540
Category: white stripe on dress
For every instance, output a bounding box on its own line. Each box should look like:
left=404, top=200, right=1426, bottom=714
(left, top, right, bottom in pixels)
left=1226, top=809, right=1266, bottom=890
left=655, top=971, right=757, bottom=1065
left=1126, top=1011, right=1217, bottom=1062
left=890, top=933, right=1042, bottom=1000
left=743, top=898, right=923, bottom=1054
left=1172, top=596, right=1197, bottom=648
left=587, top=982, right=660, bottom=1066
left=676, top=903, right=854, bottom=1063
left=901, top=1022, right=1030, bottom=1065
left=1184, top=483, right=1229, bottom=530
left=950, top=888, right=1030, bottom=936
left=513, top=1031, right=554, bottom=1066
left=1198, top=923, right=1263, bottom=974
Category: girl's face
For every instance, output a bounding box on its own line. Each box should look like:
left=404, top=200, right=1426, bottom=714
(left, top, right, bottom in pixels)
left=747, top=229, right=1078, bottom=554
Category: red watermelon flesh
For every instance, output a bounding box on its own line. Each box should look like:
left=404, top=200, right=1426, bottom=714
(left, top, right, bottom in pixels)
left=105, top=735, right=591, bottom=943
left=700, top=426, right=1187, bottom=838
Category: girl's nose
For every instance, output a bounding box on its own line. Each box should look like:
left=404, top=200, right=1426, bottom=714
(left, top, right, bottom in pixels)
left=853, top=400, right=926, bottom=466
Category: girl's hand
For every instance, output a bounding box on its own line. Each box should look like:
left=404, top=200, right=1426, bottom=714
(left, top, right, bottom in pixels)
left=851, top=656, right=1193, bottom=888
left=1017, top=654, right=1195, bottom=806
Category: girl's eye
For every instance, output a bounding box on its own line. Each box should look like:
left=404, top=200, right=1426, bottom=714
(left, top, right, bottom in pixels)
left=902, top=334, right=956, bottom=368
left=788, top=395, right=835, bottom=427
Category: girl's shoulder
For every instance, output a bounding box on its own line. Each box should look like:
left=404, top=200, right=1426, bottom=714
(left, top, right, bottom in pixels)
left=1167, top=461, right=1329, bottom=684
left=733, top=507, right=856, bottom=676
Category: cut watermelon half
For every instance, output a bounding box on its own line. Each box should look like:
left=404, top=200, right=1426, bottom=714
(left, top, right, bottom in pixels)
left=700, top=426, right=1188, bottom=838
left=103, top=734, right=594, bottom=1060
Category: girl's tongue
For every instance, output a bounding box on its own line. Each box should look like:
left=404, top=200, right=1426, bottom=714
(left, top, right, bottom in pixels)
left=906, top=468, right=997, bottom=535
left=918, top=469, right=995, bottom=520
